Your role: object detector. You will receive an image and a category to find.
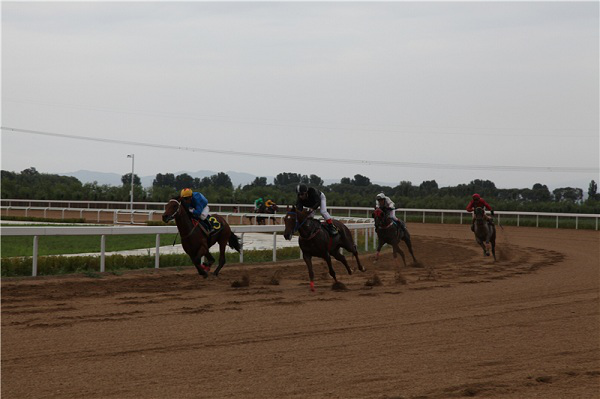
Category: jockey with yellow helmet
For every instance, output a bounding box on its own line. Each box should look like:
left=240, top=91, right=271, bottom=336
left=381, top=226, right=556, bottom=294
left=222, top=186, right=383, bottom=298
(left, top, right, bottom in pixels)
left=180, top=188, right=212, bottom=232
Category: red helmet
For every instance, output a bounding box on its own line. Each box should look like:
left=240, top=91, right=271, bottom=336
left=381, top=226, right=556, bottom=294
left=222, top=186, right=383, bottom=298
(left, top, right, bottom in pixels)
left=472, top=193, right=481, bottom=200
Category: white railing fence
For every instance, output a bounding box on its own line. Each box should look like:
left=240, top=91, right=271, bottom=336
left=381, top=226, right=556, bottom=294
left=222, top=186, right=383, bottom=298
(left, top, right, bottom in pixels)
left=2, top=223, right=376, bottom=277
left=2, top=202, right=598, bottom=230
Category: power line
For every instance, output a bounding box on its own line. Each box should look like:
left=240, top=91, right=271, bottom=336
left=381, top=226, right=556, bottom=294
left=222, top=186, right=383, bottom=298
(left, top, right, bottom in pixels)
left=4, top=98, right=597, bottom=138
left=2, top=126, right=598, bottom=174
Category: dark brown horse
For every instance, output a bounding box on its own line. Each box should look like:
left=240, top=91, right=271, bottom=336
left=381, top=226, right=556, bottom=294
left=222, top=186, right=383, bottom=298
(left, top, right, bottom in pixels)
left=372, top=208, right=417, bottom=266
left=473, top=207, right=496, bottom=260
left=283, top=206, right=365, bottom=291
left=162, top=198, right=241, bottom=277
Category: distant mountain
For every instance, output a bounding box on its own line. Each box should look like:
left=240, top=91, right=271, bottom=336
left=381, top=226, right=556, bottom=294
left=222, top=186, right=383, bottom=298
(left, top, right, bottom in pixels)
left=59, top=170, right=123, bottom=186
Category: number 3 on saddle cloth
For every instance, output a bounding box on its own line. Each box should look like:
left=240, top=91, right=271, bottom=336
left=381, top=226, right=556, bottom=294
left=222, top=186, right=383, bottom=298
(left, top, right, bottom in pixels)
left=192, top=216, right=222, bottom=235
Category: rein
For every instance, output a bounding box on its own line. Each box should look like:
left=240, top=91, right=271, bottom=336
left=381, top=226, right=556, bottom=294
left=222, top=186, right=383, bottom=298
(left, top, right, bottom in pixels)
left=167, top=198, right=200, bottom=239
left=288, top=211, right=321, bottom=241
left=375, top=216, right=394, bottom=230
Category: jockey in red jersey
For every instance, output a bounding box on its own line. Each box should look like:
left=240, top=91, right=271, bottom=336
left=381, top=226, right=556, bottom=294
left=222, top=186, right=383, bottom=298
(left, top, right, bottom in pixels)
left=466, top=193, right=494, bottom=231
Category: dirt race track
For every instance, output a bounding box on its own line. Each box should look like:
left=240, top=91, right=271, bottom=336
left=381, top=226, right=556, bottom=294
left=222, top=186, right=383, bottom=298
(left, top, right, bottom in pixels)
left=2, top=224, right=599, bottom=398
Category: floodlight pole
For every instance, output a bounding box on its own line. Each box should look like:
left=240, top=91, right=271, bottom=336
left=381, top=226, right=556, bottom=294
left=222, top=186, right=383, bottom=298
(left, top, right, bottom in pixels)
left=127, top=154, right=135, bottom=223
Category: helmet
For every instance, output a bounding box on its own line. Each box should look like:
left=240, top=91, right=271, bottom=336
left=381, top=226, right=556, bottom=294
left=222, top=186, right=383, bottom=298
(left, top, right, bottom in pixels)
left=376, top=193, right=386, bottom=200
left=297, top=184, right=308, bottom=194
left=181, top=188, right=193, bottom=198
left=472, top=193, right=480, bottom=200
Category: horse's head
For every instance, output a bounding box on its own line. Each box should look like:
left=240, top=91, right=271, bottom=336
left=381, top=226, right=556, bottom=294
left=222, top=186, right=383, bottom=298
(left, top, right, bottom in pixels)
left=283, top=206, right=297, bottom=240
left=372, top=208, right=388, bottom=228
left=474, top=207, right=485, bottom=221
left=283, top=206, right=314, bottom=240
left=162, top=197, right=182, bottom=223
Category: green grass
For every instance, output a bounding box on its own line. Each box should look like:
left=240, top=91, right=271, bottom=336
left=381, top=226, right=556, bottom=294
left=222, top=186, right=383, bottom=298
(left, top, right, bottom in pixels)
left=1, top=234, right=179, bottom=258
left=1, top=216, right=86, bottom=223
left=0, top=231, right=382, bottom=277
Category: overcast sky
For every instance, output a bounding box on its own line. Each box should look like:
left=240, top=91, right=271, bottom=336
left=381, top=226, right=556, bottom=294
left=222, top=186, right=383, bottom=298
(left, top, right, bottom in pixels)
left=2, top=1, right=598, bottom=189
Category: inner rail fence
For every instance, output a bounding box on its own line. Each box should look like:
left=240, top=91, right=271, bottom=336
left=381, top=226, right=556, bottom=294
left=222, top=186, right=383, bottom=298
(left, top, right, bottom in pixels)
left=1, top=200, right=598, bottom=230
left=2, top=223, right=376, bottom=277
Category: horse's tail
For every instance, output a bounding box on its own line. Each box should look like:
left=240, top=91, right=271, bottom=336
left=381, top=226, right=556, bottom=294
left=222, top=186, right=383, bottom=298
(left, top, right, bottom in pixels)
left=228, top=233, right=242, bottom=253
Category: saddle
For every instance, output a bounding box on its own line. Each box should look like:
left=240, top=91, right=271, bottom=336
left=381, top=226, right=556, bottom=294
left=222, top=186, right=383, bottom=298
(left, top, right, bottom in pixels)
left=192, top=217, right=221, bottom=236
left=320, top=221, right=339, bottom=236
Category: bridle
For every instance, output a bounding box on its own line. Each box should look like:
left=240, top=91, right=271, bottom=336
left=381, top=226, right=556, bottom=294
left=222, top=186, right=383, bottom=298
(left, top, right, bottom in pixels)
left=164, top=198, right=201, bottom=239
left=163, top=198, right=182, bottom=222
left=286, top=210, right=318, bottom=237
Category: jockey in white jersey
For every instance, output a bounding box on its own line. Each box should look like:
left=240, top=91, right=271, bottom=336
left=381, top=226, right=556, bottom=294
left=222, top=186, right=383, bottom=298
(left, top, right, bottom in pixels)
left=375, top=193, right=406, bottom=230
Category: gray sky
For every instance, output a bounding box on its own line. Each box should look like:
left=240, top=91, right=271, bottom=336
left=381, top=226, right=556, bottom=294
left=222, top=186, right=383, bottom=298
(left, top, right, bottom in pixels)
left=2, top=1, right=598, bottom=190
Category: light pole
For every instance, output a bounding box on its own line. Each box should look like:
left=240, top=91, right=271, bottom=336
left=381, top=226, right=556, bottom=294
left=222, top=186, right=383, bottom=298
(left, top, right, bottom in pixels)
left=127, top=154, right=134, bottom=223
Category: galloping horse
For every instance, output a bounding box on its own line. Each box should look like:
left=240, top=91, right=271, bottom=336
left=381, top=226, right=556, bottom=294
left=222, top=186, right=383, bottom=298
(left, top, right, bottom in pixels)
left=162, top=198, right=241, bottom=277
left=372, top=208, right=417, bottom=266
left=283, top=206, right=365, bottom=291
left=255, top=203, right=279, bottom=225
left=473, top=207, right=496, bottom=261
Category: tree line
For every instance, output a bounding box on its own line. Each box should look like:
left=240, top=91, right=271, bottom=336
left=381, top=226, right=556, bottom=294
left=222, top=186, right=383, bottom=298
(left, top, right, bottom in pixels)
left=2, top=167, right=599, bottom=213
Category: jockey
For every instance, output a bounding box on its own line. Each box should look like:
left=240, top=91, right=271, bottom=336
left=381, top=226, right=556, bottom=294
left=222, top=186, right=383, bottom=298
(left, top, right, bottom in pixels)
left=375, top=193, right=406, bottom=230
left=254, top=197, right=264, bottom=211
left=180, top=188, right=213, bottom=232
left=296, top=184, right=338, bottom=235
left=466, top=193, right=494, bottom=231
left=265, top=199, right=276, bottom=209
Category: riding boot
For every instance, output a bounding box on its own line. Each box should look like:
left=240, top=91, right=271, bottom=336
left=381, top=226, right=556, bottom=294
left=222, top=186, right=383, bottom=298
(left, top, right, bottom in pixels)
left=326, top=220, right=338, bottom=236
left=395, top=219, right=407, bottom=231
left=201, top=218, right=212, bottom=233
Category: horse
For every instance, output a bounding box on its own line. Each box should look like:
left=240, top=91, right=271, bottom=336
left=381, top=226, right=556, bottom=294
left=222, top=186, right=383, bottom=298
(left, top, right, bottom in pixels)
left=473, top=207, right=496, bottom=261
left=372, top=208, right=417, bottom=267
left=255, top=203, right=279, bottom=225
left=283, top=206, right=365, bottom=291
left=162, top=198, right=242, bottom=277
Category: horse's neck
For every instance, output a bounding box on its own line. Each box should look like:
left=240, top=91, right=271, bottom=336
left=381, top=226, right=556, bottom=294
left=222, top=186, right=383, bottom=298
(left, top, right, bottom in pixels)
left=298, top=218, right=320, bottom=237
left=377, top=217, right=392, bottom=228
left=175, top=212, right=194, bottom=235
left=474, top=220, right=488, bottom=235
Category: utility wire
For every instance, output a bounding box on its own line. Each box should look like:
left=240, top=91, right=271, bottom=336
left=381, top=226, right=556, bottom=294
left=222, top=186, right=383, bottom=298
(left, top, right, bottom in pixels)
left=4, top=98, right=596, bottom=138
left=2, top=126, right=598, bottom=174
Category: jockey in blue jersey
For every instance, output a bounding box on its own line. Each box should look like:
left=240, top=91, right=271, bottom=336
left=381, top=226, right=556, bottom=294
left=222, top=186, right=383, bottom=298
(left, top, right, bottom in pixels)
left=180, top=188, right=212, bottom=232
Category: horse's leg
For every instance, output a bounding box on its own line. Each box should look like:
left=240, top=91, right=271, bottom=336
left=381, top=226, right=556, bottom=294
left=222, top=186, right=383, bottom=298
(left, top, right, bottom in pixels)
left=491, top=229, right=497, bottom=261
left=213, top=235, right=228, bottom=276
left=191, top=248, right=209, bottom=278
left=303, top=253, right=316, bottom=292
left=393, top=243, right=407, bottom=267
left=341, top=235, right=365, bottom=272
left=331, top=249, right=352, bottom=275
left=203, top=252, right=215, bottom=267
left=374, top=236, right=384, bottom=263
left=323, top=253, right=337, bottom=282
left=401, top=232, right=417, bottom=263
left=476, top=238, right=488, bottom=256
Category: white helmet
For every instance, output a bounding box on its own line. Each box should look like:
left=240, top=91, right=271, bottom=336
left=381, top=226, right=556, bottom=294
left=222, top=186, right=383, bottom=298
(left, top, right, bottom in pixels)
left=376, top=193, right=386, bottom=200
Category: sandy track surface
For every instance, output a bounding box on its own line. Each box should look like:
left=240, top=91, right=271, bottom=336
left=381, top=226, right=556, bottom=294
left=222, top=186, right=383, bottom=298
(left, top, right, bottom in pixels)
left=2, top=224, right=599, bottom=398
